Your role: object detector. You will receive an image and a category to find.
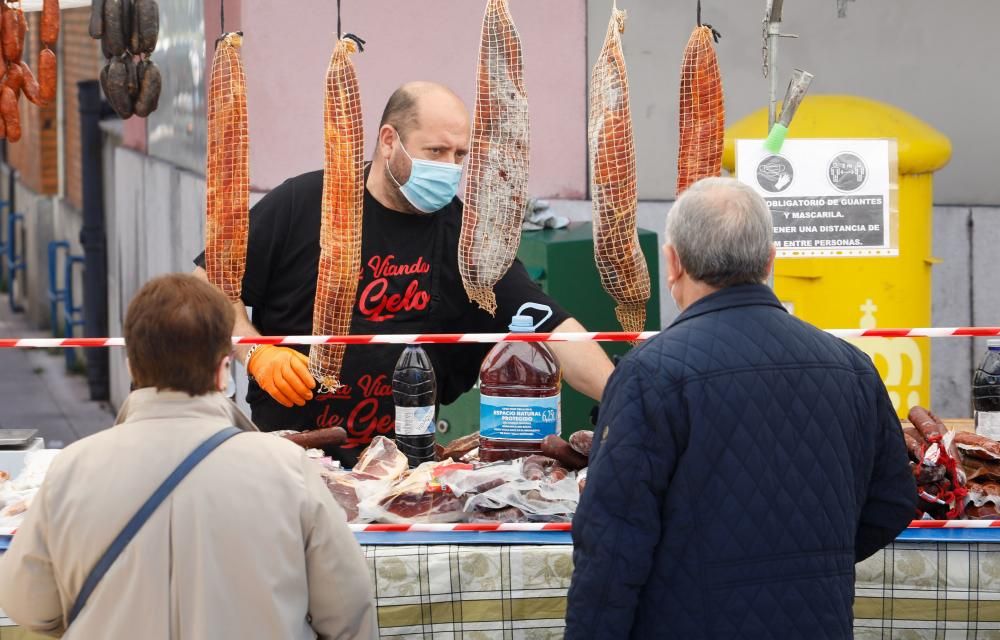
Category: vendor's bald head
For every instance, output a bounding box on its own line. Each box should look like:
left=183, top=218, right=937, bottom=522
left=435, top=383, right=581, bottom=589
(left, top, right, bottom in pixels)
left=378, top=81, right=468, bottom=145
left=369, top=82, right=470, bottom=213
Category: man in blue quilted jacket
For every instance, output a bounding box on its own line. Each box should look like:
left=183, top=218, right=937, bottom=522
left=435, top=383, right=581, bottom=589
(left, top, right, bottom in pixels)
left=565, top=177, right=916, bottom=639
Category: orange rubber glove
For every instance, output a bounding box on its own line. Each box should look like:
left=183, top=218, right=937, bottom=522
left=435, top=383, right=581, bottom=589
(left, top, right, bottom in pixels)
left=247, top=345, right=315, bottom=408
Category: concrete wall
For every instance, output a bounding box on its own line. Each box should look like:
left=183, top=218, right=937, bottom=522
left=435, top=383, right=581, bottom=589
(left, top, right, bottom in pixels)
left=590, top=0, right=1000, bottom=205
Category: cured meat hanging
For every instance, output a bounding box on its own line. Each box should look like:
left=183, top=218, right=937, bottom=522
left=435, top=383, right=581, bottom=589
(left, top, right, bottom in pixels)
left=0, top=0, right=53, bottom=142
left=91, top=0, right=161, bottom=119
left=204, top=32, right=249, bottom=301
left=308, top=34, right=365, bottom=391
left=459, top=0, right=530, bottom=316
left=676, top=12, right=724, bottom=196
left=590, top=5, right=649, bottom=335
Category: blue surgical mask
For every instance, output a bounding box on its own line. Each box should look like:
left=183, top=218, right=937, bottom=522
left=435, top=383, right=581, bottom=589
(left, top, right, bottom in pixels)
left=386, top=134, right=463, bottom=213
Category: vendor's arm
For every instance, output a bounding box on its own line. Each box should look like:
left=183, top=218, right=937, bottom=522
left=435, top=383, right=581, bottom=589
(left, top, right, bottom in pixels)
left=193, top=265, right=314, bottom=407
left=549, top=317, right=614, bottom=401
left=0, top=485, right=66, bottom=636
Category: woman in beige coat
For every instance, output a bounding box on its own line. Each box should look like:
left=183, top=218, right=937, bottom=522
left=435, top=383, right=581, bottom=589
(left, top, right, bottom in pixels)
left=0, top=274, right=377, bottom=639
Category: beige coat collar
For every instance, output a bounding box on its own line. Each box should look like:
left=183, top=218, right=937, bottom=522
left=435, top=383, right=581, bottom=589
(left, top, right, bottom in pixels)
left=114, top=388, right=259, bottom=432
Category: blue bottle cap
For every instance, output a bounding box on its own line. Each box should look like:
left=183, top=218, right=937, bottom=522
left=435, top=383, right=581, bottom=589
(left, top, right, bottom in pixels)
left=509, top=315, right=535, bottom=333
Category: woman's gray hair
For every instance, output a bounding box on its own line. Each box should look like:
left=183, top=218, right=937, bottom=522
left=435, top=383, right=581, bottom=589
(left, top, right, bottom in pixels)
left=665, top=177, right=774, bottom=287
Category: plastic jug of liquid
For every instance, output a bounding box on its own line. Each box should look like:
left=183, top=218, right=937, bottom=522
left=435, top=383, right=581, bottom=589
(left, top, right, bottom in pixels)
left=479, top=303, right=562, bottom=462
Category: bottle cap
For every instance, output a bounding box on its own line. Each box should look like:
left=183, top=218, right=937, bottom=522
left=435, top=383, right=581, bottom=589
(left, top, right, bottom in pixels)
left=989, top=339, right=1000, bottom=350
left=509, top=315, right=535, bottom=333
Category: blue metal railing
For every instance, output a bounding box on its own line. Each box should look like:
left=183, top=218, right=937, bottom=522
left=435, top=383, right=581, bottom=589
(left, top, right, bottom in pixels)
left=47, top=240, right=69, bottom=331
left=47, top=240, right=86, bottom=368
left=4, top=211, right=24, bottom=312
left=64, top=255, right=86, bottom=369
left=0, top=197, right=10, bottom=291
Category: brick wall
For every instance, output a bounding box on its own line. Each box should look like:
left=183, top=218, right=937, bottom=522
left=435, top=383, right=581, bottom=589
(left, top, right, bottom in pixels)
left=7, top=12, right=57, bottom=196
left=62, top=7, right=101, bottom=210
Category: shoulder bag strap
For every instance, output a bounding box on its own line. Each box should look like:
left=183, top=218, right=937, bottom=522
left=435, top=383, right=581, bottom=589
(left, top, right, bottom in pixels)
left=67, top=426, right=244, bottom=626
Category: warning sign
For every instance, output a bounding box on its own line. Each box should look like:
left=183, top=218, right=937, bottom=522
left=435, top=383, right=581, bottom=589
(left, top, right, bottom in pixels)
left=736, top=139, right=898, bottom=257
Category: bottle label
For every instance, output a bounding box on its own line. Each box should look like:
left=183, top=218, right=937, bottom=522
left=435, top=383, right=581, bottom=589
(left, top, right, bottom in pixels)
left=976, top=411, right=1000, bottom=440
left=394, top=406, right=436, bottom=436
left=479, top=394, right=560, bottom=441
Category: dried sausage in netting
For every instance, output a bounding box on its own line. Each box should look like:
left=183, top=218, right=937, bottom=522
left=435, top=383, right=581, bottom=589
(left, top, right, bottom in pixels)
left=205, top=32, right=249, bottom=302
left=676, top=24, right=724, bottom=196
left=308, top=36, right=365, bottom=391
left=590, top=6, right=649, bottom=335
left=459, top=0, right=530, bottom=316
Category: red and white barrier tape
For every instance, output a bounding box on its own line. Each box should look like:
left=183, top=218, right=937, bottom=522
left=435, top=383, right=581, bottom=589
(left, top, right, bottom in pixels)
left=906, top=520, right=1000, bottom=529
left=2, top=327, right=1000, bottom=349
left=346, top=520, right=1000, bottom=533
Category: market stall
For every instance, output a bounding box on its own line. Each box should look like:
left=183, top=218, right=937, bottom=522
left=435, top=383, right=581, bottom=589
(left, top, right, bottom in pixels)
left=2, top=414, right=1000, bottom=639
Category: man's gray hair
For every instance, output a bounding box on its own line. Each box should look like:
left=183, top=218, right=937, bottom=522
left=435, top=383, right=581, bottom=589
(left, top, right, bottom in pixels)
left=665, top=177, right=774, bottom=288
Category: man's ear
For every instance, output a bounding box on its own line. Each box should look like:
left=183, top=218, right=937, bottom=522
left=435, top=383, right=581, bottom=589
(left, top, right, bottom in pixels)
left=378, top=125, right=397, bottom=160
left=765, top=244, right=777, bottom=280
left=664, top=244, right=683, bottom=284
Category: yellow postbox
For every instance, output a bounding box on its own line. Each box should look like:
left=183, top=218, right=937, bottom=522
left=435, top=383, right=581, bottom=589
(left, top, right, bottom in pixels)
left=723, top=96, right=952, bottom=418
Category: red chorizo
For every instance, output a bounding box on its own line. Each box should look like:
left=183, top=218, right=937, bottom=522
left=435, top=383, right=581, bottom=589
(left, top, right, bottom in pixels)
left=18, top=62, right=39, bottom=105
left=1, top=86, right=20, bottom=143
left=281, top=427, right=348, bottom=450
left=908, top=406, right=947, bottom=442
left=41, top=0, right=60, bottom=48
left=3, top=61, right=23, bottom=97
left=2, top=7, right=25, bottom=64
left=38, top=48, right=57, bottom=105
left=540, top=435, right=588, bottom=471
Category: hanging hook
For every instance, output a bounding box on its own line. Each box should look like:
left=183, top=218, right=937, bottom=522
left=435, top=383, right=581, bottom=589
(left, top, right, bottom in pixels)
left=220, top=0, right=225, bottom=35
left=337, top=0, right=342, bottom=40
left=697, top=1, right=721, bottom=42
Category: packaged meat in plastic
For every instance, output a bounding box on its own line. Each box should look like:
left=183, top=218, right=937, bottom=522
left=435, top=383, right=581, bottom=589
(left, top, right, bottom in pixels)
left=437, top=457, right=580, bottom=522
left=358, top=460, right=464, bottom=524
left=319, top=464, right=401, bottom=524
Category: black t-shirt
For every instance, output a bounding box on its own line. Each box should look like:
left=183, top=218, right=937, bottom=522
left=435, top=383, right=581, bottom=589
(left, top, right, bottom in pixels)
left=198, top=169, right=569, bottom=466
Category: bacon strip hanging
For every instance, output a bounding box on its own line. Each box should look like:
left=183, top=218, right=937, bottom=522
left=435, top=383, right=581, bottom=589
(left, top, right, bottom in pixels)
left=676, top=23, right=724, bottom=196
left=309, top=35, right=365, bottom=391
left=459, top=0, right=530, bottom=316
left=590, top=6, right=649, bottom=335
left=205, top=32, right=249, bottom=301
